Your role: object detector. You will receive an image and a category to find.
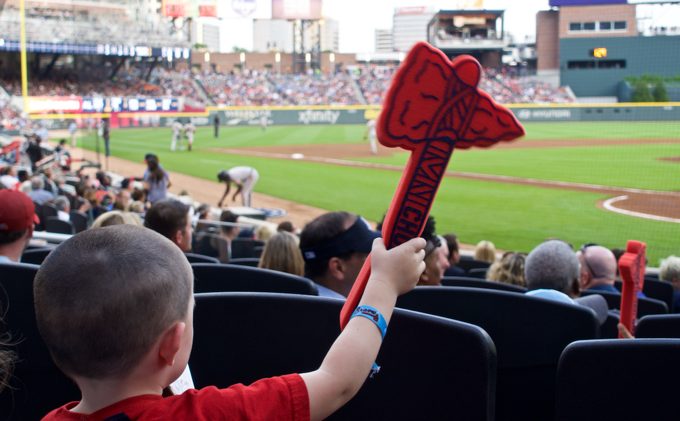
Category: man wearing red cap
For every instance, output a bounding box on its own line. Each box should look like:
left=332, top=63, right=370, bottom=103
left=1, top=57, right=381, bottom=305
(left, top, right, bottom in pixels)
left=0, top=190, right=39, bottom=263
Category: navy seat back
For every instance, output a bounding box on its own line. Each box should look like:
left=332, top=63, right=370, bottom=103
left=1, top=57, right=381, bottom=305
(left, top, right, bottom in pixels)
left=44, top=217, right=75, bottom=235
left=457, top=257, right=491, bottom=273
left=227, top=257, right=260, bottom=267
left=556, top=339, right=680, bottom=421
left=581, top=289, right=668, bottom=317
left=191, top=263, right=318, bottom=295
left=68, top=210, right=89, bottom=233
left=396, top=286, right=599, bottom=421
left=190, top=292, right=497, bottom=421
left=184, top=252, right=220, bottom=264
left=442, top=276, right=526, bottom=293
left=230, top=238, right=265, bottom=259
left=0, top=263, right=80, bottom=420
left=467, top=267, right=489, bottom=279
left=636, top=314, right=680, bottom=338
left=20, top=247, right=54, bottom=265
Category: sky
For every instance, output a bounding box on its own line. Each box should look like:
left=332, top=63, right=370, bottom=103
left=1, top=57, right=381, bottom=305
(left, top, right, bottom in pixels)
left=218, top=0, right=551, bottom=53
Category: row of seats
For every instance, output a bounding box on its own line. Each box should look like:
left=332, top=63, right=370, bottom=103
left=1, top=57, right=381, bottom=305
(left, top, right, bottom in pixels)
left=2, top=261, right=680, bottom=419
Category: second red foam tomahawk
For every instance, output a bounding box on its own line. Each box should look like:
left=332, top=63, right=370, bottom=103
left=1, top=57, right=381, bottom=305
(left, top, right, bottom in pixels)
left=340, top=42, right=526, bottom=329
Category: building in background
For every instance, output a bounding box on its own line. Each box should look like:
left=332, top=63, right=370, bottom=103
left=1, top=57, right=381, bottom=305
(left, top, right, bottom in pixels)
left=374, top=29, right=394, bottom=52
left=252, top=17, right=338, bottom=54
left=392, top=6, right=435, bottom=52
left=537, top=0, right=680, bottom=101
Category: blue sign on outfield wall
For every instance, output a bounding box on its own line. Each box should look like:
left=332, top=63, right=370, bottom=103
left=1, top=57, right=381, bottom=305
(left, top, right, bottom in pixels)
left=549, top=0, right=626, bottom=6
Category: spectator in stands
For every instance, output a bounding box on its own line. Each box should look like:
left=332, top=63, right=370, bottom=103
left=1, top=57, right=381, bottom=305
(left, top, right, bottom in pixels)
left=443, top=233, right=465, bottom=276
left=113, top=189, right=132, bottom=212
left=144, top=199, right=193, bottom=252
left=0, top=190, right=37, bottom=263
left=0, top=331, right=13, bottom=393
left=34, top=224, right=425, bottom=419
left=417, top=218, right=450, bottom=286
left=143, top=155, right=170, bottom=205
left=277, top=220, right=296, bottom=234
left=255, top=224, right=276, bottom=242
left=258, top=231, right=305, bottom=277
left=91, top=210, right=143, bottom=228
left=474, top=240, right=497, bottom=264
left=0, top=165, right=19, bottom=189
left=54, top=195, right=71, bottom=222
left=488, top=252, right=527, bottom=287
left=524, top=240, right=609, bottom=323
left=300, top=211, right=379, bottom=298
left=25, top=134, right=43, bottom=170
left=194, top=203, right=212, bottom=234
left=659, top=256, right=680, bottom=312
left=28, top=175, right=54, bottom=204
left=577, top=245, right=619, bottom=293
left=213, top=210, right=240, bottom=262
left=525, top=240, right=580, bottom=298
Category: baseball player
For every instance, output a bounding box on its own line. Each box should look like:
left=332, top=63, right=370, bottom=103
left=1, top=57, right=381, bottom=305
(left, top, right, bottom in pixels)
left=170, top=120, right=182, bottom=151
left=366, top=118, right=378, bottom=155
left=184, top=121, right=195, bottom=151
left=217, top=166, right=259, bottom=208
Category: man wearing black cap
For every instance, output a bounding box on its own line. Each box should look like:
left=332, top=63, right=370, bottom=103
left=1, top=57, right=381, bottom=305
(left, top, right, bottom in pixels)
left=299, top=211, right=380, bottom=299
left=0, top=190, right=39, bottom=263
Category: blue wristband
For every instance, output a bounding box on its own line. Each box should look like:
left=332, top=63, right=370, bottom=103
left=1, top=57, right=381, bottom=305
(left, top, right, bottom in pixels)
left=351, top=305, right=388, bottom=340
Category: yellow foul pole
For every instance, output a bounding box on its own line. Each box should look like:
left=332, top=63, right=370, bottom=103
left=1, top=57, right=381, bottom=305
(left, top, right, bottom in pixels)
left=20, top=0, right=29, bottom=112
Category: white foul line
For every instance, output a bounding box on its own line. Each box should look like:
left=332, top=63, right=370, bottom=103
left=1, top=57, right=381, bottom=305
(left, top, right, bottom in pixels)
left=603, top=195, right=680, bottom=224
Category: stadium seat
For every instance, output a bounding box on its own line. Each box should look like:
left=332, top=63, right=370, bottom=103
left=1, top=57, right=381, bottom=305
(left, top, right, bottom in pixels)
left=69, top=210, right=89, bottom=233
left=467, top=267, right=489, bottom=279
left=44, top=217, right=75, bottom=235
left=227, top=257, right=260, bottom=267
left=396, top=286, right=599, bottom=421
left=193, top=233, right=229, bottom=262
left=0, top=263, right=80, bottom=420
left=191, top=263, right=318, bottom=295
left=457, top=257, right=491, bottom=273
left=600, top=312, right=621, bottom=339
left=230, top=238, right=265, bottom=259
left=442, top=276, right=526, bottom=293
left=184, top=252, right=220, bottom=264
left=190, top=292, right=497, bottom=421
left=20, top=247, right=54, bottom=265
left=555, top=339, right=680, bottom=421
left=614, top=278, right=674, bottom=310
left=636, top=314, right=680, bottom=338
left=34, top=203, right=57, bottom=231
left=581, top=289, right=668, bottom=317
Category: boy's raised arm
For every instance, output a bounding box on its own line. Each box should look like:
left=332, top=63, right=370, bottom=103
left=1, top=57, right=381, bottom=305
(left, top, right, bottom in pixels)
left=300, top=237, right=426, bottom=421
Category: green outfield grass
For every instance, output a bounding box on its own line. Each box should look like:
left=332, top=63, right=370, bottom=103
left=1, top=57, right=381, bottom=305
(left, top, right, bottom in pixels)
left=79, top=122, right=680, bottom=263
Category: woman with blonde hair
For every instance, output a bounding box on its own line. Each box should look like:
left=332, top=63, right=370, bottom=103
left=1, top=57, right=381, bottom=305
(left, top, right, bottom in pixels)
left=91, top=210, right=144, bottom=228
left=258, top=231, right=304, bottom=277
left=487, top=252, right=527, bottom=287
left=474, top=240, right=497, bottom=264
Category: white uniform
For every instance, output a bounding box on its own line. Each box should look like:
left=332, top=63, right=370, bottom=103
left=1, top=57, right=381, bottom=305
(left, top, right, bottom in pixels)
left=228, top=166, right=259, bottom=207
left=367, top=119, right=378, bottom=155
left=184, top=123, right=195, bottom=149
left=68, top=122, right=77, bottom=147
left=170, top=121, right=183, bottom=151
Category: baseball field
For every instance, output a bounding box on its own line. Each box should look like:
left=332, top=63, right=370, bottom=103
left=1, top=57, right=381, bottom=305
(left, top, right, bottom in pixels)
left=78, top=121, right=680, bottom=264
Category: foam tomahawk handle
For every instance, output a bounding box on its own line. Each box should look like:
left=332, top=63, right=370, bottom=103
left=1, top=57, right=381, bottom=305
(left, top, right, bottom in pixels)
left=340, top=42, right=526, bottom=329
left=618, top=240, right=646, bottom=337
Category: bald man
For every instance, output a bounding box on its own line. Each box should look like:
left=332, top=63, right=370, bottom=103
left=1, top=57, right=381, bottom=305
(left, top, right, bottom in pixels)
left=577, top=245, right=619, bottom=293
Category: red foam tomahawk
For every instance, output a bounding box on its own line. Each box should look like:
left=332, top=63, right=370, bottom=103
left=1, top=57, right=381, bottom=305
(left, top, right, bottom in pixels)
left=340, top=42, right=525, bottom=328
left=618, top=240, right=646, bottom=338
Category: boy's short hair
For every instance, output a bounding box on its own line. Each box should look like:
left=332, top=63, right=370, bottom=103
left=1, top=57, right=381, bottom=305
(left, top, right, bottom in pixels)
left=144, top=199, right=190, bottom=241
left=34, top=225, right=193, bottom=379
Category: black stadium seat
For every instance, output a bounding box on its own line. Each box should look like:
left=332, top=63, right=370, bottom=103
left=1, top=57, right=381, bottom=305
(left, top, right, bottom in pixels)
left=0, top=263, right=80, bottom=420
left=230, top=238, right=265, bottom=259
left=556, top=339, right=680, bottom=421
left=581, top=289, right=668, bottom=317
left=636, top=314, right=680, bottom=338
left=396, top=286, right=599, bottom=421
left=184, top=252, right=220, bottom=264
left=614, top=278, right=674, bottom=310
left=457, top=256, right=491, bottom=273
left=442, top=276, right=526, bottom=293
left=44, top=216, right=75, bottom=234
left=190, top=292, right=497, bottom=421
left=191, top=263, right=318, bottom=295
left=21, top=246, right=54, bottom=265
left=69, top=210, right=89, bottom=233
left=227, top=257, right=260, bottom=267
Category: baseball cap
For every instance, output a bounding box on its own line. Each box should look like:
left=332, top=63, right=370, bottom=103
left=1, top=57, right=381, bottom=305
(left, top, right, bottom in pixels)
left=0, top=190, right=39, bottom=232
left=301, top=216, right=380, bottom=261
left=217, top=170, right=229, bottom=181
left=526, top=289, right=609, bottom=325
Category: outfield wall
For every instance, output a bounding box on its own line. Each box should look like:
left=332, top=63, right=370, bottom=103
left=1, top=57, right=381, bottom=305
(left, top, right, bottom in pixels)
left=16, top=103, right=680, bottom=131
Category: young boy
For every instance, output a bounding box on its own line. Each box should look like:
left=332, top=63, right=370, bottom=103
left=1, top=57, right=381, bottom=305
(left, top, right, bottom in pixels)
left=35, top=225, right=426, bottom=420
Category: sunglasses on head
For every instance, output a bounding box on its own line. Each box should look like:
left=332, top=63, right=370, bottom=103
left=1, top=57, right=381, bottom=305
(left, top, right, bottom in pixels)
left=580, top=243, right=600, bottom=278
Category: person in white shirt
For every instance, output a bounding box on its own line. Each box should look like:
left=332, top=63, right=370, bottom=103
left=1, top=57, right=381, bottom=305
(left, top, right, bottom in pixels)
left=68, top=121, right=78, bottom=147
left=170, top=121, right=183, bottom=151
left=366, top=119, right=378, bottom=155
left=217, top=166, right=259, bottom=208
left=183, top=122, right=195, bottom=151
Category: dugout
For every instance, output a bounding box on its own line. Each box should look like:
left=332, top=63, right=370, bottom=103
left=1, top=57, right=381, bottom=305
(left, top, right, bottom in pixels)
left=427, top=9, right=507, bottom=68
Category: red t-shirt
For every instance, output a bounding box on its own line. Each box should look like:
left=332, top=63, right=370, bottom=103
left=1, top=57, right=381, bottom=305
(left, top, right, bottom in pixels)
left=42, top=374, right=309, bottom=421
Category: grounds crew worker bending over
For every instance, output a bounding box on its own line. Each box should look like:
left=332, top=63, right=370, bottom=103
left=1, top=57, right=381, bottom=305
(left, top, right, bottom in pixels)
left=217, top=166, right=260, bottom=208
